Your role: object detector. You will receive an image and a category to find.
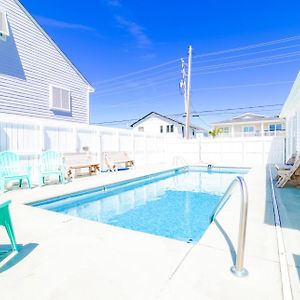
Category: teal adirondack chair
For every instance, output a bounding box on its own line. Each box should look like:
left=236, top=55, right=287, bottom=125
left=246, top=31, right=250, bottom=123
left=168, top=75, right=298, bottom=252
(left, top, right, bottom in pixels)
left=39, top=150, right=65, bottom=186
left=0, top=199, right=18, bottom=252
left=0, top=151, right=32, bottom=193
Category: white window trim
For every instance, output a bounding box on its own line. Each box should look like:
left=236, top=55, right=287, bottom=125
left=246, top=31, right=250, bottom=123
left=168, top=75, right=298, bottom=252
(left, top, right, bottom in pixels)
left=0, top=8, right=9, bottom=38
left=49, top=84, right=71, bottom=112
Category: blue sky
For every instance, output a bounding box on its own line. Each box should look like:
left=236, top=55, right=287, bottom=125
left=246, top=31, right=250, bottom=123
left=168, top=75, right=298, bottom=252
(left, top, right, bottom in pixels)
left=22, top=0, right=300, bottom=128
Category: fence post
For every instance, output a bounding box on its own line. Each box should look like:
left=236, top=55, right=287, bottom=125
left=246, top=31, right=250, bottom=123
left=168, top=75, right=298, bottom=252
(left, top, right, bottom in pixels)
left=131, top=132, right=135, bottom=162
left=72, top=126, right=77, bottom=152
left=39, top=124, right=44, bottom=152
left=116, top=130, right=120, bottom=151
left=144, top=133, right=147, bottom=166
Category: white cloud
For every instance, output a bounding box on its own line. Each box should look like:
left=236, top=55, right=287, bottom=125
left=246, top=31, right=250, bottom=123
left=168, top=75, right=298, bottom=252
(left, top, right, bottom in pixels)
left=115, top=15, right=152, bottom=48
left=107, top=0, right=122, bottom=7
left=36, top=16, right=95, bottom=32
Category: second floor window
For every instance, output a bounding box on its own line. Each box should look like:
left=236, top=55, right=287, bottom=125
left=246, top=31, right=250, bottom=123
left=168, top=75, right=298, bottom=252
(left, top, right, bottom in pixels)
left=160, top=125, right=163, bottom=133
left=166, top=125, right=174, bottom=133
left=269, top=124, right=282, bottom=131
left=50, top=86, right=71, bottom=112
left=223, top=127, right=229, bottom=133
left=243, top=126, right=254, bottom=133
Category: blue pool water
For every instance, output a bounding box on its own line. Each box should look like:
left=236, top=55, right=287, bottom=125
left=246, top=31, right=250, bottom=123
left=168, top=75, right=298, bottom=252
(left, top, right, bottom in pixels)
left=32, top=167, right=248, bottom=243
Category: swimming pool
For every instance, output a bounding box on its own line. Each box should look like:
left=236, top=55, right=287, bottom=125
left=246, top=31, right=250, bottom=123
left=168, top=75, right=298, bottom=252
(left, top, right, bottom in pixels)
left=32, top=166, right=249, bottom=243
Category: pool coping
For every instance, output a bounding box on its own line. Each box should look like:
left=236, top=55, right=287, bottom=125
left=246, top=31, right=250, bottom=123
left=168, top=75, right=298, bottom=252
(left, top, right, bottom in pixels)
left=7, top=164, right=249, bottom=206
left=0, top=166, right=282, bottom=299
left=268, top=167, right=293, bottom=300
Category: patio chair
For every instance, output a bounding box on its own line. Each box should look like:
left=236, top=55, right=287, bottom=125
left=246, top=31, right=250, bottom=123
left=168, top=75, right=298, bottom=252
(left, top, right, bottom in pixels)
left=276, top=155, right=300, bottom=187
left=0, top=151, right=32, bottom=193
left=104, top=151, right=134, bottom=172
left=0, top=199, right=17, bottom=252
left=274, top=153, right=297, bottom=180
left=39, top=150, right=65, bottom=186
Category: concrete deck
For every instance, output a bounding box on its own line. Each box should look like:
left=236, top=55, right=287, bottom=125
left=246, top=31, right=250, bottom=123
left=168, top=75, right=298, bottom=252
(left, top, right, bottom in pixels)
left=0, top=165, right=293, bottom=299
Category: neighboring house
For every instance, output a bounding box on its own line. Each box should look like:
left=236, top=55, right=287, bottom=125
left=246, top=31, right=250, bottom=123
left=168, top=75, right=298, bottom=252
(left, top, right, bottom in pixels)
left=0, top=0, right=94, bottom=124
left=130, top=112, right=206, bottom=138
left=211, top=113, right=285, bottom=138
left=280, top=71, right=300, bottom=160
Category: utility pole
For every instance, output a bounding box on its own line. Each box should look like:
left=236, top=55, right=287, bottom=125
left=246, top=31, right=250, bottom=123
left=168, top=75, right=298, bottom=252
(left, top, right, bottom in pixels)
left=186, top=45, right=192, bottom=140
left=179, top=46, right=192, bottom=140
left=180, top=58, right=187, bottom=112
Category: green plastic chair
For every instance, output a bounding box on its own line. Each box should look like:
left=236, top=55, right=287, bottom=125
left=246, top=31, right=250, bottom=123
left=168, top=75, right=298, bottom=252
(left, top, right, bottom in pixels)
left=39, top=150, right=65, bottom=186
left=0, top=199, right=17, bottom=252
left=0, top=151, right=32, bottom=193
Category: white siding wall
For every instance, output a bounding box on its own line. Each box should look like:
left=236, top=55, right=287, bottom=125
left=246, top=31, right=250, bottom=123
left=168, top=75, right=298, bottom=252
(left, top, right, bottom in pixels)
left=0, top=0, right=91, bottom=123
left=132, top=115, right=199, bottom=138
left=281, top=71, right=300, bottom=160
left=132, top=116, right=181, bottom=136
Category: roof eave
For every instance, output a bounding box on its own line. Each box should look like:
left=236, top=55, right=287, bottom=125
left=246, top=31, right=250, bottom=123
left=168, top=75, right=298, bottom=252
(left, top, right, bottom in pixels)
left=14, top=0, right=94, bottom=90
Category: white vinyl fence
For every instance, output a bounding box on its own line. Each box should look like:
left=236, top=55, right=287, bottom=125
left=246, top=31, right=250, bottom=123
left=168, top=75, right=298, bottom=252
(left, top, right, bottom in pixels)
left=0, top=113, right=285, bottom=181
left=200, top=136, right=285, bottom=167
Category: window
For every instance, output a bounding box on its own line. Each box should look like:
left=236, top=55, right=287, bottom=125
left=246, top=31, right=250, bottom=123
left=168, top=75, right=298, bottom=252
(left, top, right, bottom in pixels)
left=182, top=126, right=185, bottom=138
left=243, top=126, right=254, bottom=133
left=223, top=127, right=229, bottom=133
left=0, top=9, right=9, bottom=40
left=166, top=125, right=170, bottom=133
left=192, top=129, right=195, bottom=136
left=138, top=126, right=144, bottom=132
left=170, top=125, right=174, bottom=133
left=269, top=124, right=282, bottom=131
left=50, top=86, right=71, bottom=111
left=160, top=125, right=163, bottom=133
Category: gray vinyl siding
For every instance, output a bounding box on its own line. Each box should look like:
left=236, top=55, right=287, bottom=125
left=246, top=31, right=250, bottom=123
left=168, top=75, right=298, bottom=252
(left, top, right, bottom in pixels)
left=0, top=0, right=91, bottom=123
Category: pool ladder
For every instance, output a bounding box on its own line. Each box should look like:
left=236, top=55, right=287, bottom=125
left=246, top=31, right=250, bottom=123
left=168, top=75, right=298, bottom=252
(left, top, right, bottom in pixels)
left=211, top=176, right=249, bottom=277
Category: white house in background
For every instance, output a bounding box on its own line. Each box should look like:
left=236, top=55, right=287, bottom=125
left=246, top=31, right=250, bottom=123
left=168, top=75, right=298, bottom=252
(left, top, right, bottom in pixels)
left=211, top=113, right=285, bottom=138
left=280, top=71, right=300, bottom=160
left=130, top=112, right=206, bottom=138
left=0, top=0, right=94, bottom=124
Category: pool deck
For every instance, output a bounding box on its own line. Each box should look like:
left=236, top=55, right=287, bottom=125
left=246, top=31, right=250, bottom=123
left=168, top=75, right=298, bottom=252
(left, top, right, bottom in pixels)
left=0, top=165, right=298, bottom=299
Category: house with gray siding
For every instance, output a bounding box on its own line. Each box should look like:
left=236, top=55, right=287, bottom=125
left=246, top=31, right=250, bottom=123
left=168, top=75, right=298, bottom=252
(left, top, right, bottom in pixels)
left=0, top=0, right=94, bottom=124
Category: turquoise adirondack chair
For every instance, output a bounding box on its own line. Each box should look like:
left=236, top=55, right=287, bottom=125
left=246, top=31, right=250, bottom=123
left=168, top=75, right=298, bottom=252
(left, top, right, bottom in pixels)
left=39, top=150, right=65, bottom=186
left=0, top=151, right=32, bottom=193
left=0, top=199, right=18, bottom=252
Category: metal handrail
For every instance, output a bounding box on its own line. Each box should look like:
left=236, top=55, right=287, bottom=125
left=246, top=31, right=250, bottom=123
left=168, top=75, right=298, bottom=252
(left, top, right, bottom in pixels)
left=211, top=176, right=249, bottom=277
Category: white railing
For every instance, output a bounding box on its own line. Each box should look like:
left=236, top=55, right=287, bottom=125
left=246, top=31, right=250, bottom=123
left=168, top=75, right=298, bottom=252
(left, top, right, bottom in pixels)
left=216, top=130, right=285, bottom=138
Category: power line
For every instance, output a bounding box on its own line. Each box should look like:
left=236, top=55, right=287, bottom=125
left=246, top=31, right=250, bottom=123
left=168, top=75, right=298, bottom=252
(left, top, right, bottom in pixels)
left=94, top=56, right=298, bottom=98
left=95, top=64, right=179, bottom=90
left=93, top=103, right=284, bottom=125
left=192, top=57, right=300, bottom=76
left=95, top=49, right=300, bottom=97
left=192, top=80, right=293, bottom=92
left=92, top=35, right=300, bottom=88
left=192, top=50, right=300, bottom=72
left=193, top=35, right=300, bottom=59
left=196, top=108, right=282, bottom=117
left=192, top=43, right=300, bottom=65
left=95, top=43, right=300, bottom=93
left=93, top=58, right=181, bottom=86
left=172, top=103, right=283, bottom=117
left=93, top=80, right=292, bottom=109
